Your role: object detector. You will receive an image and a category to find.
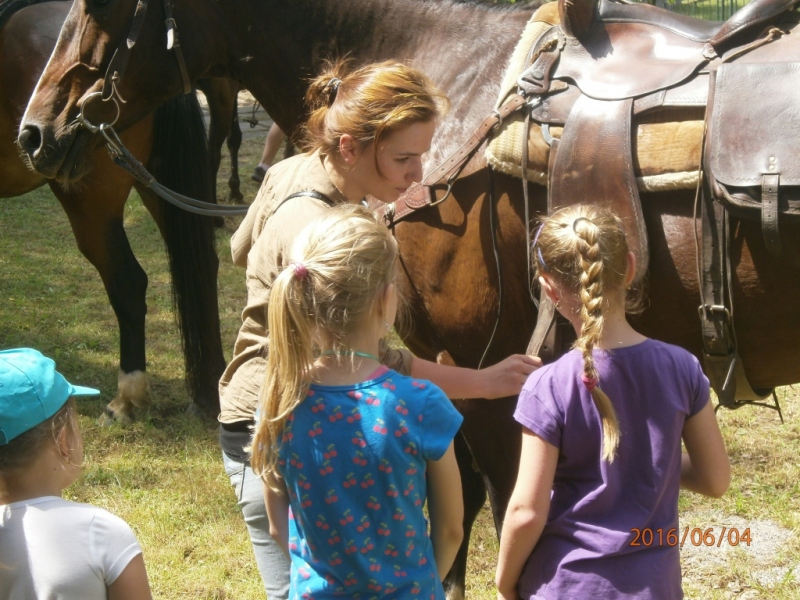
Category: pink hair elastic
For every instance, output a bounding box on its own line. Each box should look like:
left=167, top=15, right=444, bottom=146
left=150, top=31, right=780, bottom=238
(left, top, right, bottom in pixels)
left=581, top=374, right=598, bottom=392
left=291, top=262, right=308, bottom=280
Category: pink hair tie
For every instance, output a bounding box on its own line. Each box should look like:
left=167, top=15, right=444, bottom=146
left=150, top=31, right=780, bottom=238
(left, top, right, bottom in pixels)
left=581, top=374, right=598, bottom=392
left=292, top=262, right=308, bottom=280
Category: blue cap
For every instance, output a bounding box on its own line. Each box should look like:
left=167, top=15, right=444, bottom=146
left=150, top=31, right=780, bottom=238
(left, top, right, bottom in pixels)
left=0, top=348, right=100, bottom=445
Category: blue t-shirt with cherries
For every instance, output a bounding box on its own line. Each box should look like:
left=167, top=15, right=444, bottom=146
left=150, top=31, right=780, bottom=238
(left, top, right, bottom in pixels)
left=277, top=368, right=463, bottom=599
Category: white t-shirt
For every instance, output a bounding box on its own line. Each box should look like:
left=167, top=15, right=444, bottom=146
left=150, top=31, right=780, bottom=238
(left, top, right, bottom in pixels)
left=0, top=496, right=142, bottom=599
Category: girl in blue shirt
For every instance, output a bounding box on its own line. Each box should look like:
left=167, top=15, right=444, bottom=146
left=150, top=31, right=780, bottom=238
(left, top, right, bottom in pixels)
left=252, top=205, right=464, bottom=599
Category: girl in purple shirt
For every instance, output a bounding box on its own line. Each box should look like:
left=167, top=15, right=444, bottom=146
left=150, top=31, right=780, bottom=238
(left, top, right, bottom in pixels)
left=496, top=205, right=731, bottom=599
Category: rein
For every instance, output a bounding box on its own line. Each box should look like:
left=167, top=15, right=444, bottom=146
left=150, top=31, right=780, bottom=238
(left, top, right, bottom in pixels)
left=76, top=0, right=248, bottom=217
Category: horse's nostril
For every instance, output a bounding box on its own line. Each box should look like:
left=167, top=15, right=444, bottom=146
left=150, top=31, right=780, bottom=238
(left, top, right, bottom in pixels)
left=18, top=124, right=43, bottom=156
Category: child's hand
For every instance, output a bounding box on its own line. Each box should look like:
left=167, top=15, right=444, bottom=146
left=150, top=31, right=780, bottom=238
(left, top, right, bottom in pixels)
left=478, top=354, right=541, bottom=399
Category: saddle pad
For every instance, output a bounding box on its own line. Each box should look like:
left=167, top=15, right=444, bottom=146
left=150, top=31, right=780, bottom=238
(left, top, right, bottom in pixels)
left=708, top=61, right=800, bottom=187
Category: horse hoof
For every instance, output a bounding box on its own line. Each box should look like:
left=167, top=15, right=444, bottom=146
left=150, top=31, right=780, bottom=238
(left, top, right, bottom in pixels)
left=99, top=370, right=150, bottom=426
left=98, top=406, right=133, bottom=427
left=228, top=191, right=245, bottom=204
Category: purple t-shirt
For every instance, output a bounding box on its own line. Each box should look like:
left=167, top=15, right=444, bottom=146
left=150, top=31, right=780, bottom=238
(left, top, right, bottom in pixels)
left=514, top=339, right=709, bottom=599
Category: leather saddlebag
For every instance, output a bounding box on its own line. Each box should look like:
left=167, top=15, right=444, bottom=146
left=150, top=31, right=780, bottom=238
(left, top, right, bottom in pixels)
left=705, top=61, right=800, bottom=252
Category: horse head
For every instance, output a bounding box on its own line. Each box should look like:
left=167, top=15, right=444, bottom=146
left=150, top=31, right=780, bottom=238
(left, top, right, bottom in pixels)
left=18, top=0, right=220, bottom=183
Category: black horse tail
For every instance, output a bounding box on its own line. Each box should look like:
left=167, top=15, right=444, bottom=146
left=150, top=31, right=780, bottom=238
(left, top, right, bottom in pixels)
left=147, top=93, right=226, bottom=416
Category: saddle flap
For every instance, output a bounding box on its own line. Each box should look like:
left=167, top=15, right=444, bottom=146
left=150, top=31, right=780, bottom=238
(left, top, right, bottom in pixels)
left=708, top=61, right=800, bottom=187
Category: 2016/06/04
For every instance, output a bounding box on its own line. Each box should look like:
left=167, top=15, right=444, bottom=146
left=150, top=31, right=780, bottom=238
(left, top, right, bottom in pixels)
left=630, top=527, right=752, bottom=548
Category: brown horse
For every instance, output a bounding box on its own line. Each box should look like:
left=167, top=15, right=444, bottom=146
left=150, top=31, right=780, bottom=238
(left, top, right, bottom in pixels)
left=17, top=0, right=800, bottom=595
left=0, top=0, right=229, bottom=421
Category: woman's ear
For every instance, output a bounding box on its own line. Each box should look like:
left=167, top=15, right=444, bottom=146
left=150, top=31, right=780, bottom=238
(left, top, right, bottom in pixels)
left=338, top=134, right=360, bottom=165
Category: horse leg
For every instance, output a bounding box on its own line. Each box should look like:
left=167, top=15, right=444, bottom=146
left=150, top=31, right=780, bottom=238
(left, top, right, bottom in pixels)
left=226, top=86, right=243, bottom=203
left=197, top=77, right=243, bottom=203
left=50, top=139, right=152, bottom=424
left=443, top=431, right=488, bottom=600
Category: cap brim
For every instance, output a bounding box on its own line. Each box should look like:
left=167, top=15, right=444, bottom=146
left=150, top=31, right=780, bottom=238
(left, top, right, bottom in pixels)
left=70, top=385, right=101, bottom=396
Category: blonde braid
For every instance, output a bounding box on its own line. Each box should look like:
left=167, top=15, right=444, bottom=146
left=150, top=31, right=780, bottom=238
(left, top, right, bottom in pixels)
left=572, top=218, right=620, bottom=462
left=534, top=206, right=629, bottom=462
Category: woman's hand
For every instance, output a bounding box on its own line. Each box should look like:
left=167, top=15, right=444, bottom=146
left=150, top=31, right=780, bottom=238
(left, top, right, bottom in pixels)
left=410, top=353, right=541, bottom=400
left=476, top=354, right=542, bottom=399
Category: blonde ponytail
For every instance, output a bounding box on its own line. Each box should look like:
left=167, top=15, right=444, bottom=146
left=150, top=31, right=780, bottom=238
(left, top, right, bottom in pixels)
left=251, top=264, right=315, bottom=488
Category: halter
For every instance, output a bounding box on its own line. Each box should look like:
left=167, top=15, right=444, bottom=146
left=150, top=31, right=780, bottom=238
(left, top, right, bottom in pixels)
left=75, top=0, right=247, bottom=217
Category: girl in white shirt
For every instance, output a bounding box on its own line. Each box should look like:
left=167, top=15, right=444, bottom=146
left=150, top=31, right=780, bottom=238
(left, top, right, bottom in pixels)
left=0, top=348, right=153, bottom=600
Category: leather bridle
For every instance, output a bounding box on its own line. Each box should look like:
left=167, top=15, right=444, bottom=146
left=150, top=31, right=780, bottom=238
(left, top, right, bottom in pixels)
left=74, top=0, right=248, bottom=217
left=102, top=0, right=192, bottom=103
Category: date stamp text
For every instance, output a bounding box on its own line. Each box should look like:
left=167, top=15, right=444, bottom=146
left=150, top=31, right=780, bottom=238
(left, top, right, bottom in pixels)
left=630, top=527, right=752, bottom=547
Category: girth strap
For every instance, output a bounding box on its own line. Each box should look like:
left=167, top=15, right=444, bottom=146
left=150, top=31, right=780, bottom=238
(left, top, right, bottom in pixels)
left=698, top=174, right=778, bottom=407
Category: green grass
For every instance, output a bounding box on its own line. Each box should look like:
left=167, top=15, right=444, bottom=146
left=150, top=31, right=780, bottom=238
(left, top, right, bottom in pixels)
left=2, top=127, right=799, bottom=598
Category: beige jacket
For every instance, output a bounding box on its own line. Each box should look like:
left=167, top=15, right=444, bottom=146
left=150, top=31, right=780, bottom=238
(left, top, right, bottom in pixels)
left=219, top=151, right=411, bottom=423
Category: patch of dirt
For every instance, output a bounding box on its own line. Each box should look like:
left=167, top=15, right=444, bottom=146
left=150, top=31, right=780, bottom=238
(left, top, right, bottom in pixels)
left=681, top=513, right=797, bottom=596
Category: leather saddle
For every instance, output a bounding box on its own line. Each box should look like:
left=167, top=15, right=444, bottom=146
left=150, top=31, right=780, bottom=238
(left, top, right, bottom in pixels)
left=516, top=0, right=800, bottom=407
left=520, top=0, right=799, bottom=279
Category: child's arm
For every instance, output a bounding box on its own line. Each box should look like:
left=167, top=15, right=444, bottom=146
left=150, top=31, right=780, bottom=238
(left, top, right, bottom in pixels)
left=264, top=480, right=291, bottom=558
left=411, top=354, right=541, bottom=400
left=495, top=428, right=558, bottom=600
left=107, top=554, right=153, bottom=600
left=681, top=401, right=730, bottom=498
left=426, top=442, right=464, bottom=580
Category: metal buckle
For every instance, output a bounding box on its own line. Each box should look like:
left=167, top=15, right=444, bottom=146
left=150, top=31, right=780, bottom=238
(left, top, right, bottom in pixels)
left=698, top=304, right=731, bottom=321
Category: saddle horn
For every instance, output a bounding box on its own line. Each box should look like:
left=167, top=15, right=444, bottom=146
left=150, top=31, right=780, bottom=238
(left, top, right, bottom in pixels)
left=559, top=0, right=596, bottom=40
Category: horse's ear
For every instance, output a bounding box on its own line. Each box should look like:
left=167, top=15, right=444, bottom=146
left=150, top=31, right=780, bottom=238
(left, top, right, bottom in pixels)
left=559, top=0, right=596, bottom=40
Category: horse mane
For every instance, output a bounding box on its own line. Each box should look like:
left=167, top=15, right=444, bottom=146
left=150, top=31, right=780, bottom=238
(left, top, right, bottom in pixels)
left=448, top=0, right=540, bottom=11
left=0, top=0, right=67, bottom=29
